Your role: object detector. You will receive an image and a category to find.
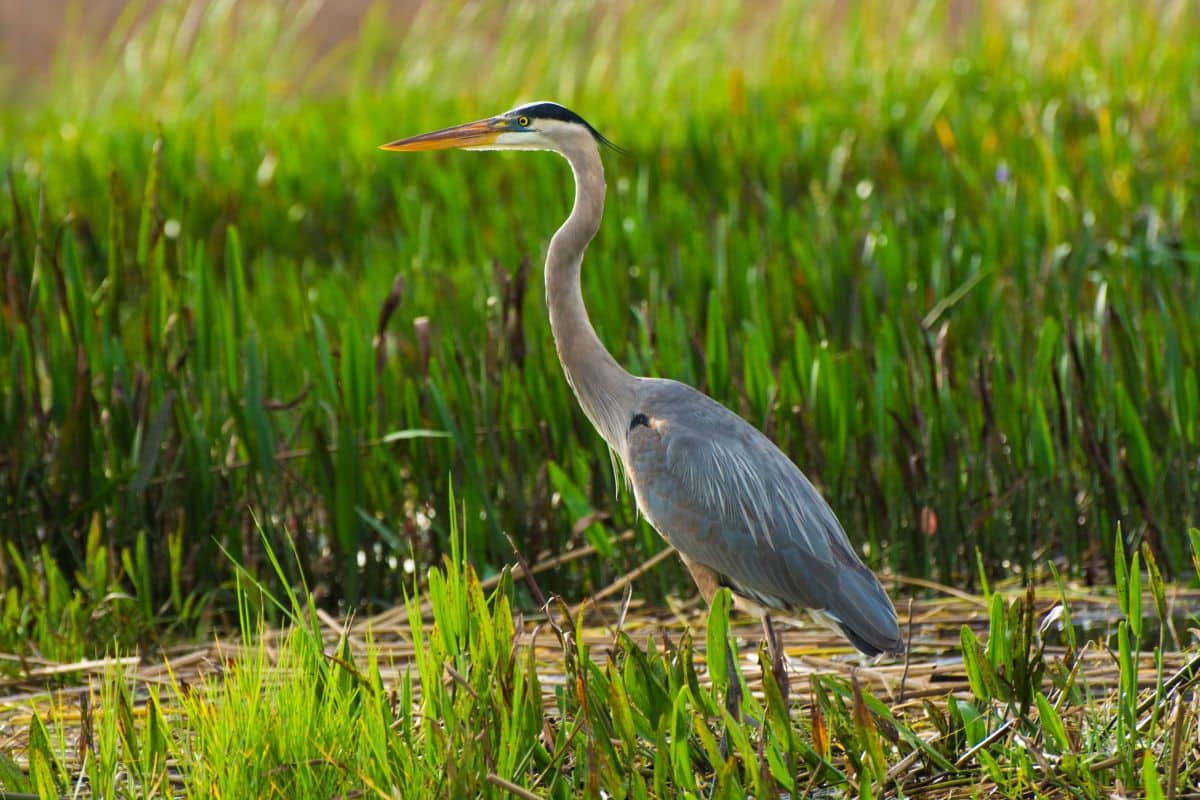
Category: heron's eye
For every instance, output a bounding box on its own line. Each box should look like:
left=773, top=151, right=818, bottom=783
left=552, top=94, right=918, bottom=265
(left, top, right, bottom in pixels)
left=517, top=116, right=530, bottom=128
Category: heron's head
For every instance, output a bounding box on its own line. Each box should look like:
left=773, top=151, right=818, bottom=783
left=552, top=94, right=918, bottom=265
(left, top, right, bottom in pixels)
left=380, top=101, right=621, bottom=155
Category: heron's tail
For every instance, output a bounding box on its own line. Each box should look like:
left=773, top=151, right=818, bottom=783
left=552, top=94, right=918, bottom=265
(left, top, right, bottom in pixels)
left=836, top=620, right=904, bottom=657
left=820, top=566, right=904, bottom=656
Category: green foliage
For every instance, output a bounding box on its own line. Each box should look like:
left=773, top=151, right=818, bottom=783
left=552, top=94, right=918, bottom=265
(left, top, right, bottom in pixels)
left=1, top=507, right=1198, bottom=797
left=0, top=521, right=200, bottom=677
left=0, top=507, right=893, bottom=796
left=2, top=0, right=1199, bottom=631
left=944, top=532, right=1200, bottom=795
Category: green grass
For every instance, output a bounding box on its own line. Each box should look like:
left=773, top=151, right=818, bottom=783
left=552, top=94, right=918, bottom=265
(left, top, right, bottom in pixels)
left=2, top=0, right=1199, bottom=657
left=4, top=3, right=1200, bottom=795
left=1, top=513, right=1198, bottom=798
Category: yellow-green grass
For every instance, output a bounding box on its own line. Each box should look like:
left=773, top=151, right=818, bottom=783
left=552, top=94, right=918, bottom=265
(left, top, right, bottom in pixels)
left=1, top=516, right=1198, bottom=798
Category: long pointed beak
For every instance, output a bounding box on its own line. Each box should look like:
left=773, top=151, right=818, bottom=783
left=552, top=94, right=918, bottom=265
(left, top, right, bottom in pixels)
left=379, top=117, right=502, bottom=151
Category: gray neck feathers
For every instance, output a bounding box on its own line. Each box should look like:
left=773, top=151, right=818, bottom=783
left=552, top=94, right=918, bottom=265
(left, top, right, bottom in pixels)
left=544, top=137, right=637, bottom=453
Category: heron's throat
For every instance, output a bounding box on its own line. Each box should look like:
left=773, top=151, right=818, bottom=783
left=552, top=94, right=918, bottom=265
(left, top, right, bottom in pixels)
left=545, top=141, right=637, bottom=452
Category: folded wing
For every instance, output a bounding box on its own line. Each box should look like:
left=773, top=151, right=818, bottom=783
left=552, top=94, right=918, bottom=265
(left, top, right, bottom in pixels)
left=626, top=380, right=901, bottom=655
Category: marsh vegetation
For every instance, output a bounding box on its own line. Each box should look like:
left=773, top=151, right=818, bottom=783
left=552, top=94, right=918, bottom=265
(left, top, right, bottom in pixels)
left=1, top=0, right=1198, bottom=796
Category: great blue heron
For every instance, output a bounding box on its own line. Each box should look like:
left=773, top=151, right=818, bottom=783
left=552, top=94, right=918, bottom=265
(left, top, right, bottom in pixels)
left=382, top=102, right=903, bottom=694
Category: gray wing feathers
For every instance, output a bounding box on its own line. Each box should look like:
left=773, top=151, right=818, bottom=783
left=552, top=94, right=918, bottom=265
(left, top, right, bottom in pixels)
left=627, top=380, right=900, bottom=655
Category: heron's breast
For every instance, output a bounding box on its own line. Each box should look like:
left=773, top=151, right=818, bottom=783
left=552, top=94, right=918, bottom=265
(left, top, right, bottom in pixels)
left=627, top=424, right=721, bottom=551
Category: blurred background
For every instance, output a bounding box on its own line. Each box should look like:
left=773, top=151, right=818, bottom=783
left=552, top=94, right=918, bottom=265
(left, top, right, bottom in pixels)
left=1, top=0, right=1197, bottom=650
left=0, top=0, right=411, bottom=83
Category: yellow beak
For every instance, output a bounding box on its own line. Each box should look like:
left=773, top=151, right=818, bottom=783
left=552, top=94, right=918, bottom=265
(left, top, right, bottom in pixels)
left=379, top=117, right=501, bottom=151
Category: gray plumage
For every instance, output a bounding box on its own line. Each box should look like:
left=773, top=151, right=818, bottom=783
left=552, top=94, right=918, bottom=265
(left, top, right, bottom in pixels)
left=625, top=379, right=900, bottom=654
left=382, top=101, right=903, bottom=657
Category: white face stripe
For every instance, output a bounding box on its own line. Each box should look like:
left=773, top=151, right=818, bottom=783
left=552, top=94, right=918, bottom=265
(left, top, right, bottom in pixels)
left=463, top=117, right=593, bottom=152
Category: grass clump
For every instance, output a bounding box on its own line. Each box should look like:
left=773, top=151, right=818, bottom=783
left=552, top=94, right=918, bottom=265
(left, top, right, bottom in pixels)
left=1, top=523, right=204, bottom=681
left=2, top=516, right=1198, bottom=797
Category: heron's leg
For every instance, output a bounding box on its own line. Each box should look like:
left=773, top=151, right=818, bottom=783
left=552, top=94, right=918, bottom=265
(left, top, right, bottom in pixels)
left=761, top=614, right=790, bottom=705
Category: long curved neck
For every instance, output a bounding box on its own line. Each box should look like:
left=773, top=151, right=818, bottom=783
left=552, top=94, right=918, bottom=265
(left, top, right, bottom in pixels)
left=546, top=139, right=637, bottom=452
